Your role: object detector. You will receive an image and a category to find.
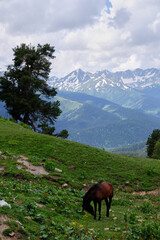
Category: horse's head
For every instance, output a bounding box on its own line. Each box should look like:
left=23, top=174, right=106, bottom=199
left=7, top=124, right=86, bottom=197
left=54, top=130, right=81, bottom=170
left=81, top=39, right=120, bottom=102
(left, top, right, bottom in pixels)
left=82, top=196, right=94, bottom=216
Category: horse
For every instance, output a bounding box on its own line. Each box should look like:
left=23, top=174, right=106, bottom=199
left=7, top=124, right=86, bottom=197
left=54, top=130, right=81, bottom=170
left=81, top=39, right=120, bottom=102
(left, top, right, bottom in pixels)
left=82, top=182, right=113, bottom=220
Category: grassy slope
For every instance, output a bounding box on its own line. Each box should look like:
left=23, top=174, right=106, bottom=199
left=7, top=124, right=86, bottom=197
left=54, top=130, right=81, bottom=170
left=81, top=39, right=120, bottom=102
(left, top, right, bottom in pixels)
left=0, top=117, right=160, bottom=239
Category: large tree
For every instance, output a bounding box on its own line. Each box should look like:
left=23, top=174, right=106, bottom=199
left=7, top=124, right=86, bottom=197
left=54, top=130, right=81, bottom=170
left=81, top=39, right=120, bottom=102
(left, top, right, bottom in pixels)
left=146, top=129, right=160, bottom=158
left=0, top=43, right=66, bottom=136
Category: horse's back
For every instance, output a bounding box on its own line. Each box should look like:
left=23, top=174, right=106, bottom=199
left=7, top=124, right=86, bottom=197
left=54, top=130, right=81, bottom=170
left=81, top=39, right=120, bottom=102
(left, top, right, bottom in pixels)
left=96, top=182, right=113, bottom=200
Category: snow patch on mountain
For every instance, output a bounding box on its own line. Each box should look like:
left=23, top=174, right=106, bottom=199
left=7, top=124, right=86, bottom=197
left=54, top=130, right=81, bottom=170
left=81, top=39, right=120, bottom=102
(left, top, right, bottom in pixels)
left=48, top=68, right=160, bottom=92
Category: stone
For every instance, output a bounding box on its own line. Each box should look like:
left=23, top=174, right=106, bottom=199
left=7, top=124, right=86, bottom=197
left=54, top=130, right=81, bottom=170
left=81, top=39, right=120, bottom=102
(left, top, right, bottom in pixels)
left=55, top=168, right=62, bottom=173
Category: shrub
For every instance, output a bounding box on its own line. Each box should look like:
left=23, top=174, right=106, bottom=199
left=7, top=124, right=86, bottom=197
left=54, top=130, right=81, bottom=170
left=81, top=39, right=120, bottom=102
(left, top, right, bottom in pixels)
left=44, top=160, right=55, bottom=171
left=140, top=200, right=153, bottom=214
left=125, top=221, right=160, bottom=240
left=19, top=122, right=32, bottom=130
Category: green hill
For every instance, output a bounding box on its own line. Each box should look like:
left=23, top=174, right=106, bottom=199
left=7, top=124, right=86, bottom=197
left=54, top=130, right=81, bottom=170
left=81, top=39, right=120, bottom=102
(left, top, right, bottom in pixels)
left=0, top=117, right=160, bottom=239
left=112, top=142, right=147, bottom=157
left=55, top=91, right=160, bottom=150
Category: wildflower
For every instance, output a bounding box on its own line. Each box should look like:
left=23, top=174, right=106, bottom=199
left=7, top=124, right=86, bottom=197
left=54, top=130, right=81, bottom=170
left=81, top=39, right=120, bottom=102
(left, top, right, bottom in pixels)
left=84, top=213, right=89, bottom=218
left=71, top=221, right=77, bottom=226
left=79, top=224, right=83, bottom=228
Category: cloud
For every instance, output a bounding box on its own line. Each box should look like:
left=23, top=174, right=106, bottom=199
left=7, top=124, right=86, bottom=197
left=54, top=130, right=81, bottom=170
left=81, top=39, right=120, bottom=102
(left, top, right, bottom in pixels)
left=109, top=8, right=131, bottom=28
left=1, top=0, right=160, bottom=76
left=48, top=0, right=107, bottom=31
left=0, top=0, right=106, bottom=34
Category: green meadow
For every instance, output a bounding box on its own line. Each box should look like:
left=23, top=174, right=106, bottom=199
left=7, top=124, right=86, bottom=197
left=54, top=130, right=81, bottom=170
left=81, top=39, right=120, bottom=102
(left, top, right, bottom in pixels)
left=0, top=117, right=160, bottom=239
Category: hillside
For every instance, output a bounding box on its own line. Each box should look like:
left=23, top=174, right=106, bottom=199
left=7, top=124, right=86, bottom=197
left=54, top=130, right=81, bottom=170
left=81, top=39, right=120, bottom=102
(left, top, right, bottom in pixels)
left=112, top=142, right=147, bottom=157
left=0, top=117, right=160, bottom=239
left=54, top=91, right=160, bottom=150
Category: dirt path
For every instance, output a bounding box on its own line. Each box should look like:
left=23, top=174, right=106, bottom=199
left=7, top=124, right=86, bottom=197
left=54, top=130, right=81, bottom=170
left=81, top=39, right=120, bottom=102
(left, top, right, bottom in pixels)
left=17, top=155, right=49, bottom=175
left=132, top=189, right=160, bottom=196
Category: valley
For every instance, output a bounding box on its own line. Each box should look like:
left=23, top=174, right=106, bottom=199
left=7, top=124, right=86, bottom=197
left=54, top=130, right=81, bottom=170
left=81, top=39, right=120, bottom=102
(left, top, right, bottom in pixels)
left=48, top=68, right=160, bottom=154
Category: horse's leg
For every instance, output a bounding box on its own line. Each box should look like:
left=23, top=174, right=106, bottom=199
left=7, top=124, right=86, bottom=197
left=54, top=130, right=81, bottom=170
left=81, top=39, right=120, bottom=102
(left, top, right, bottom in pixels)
left=105, top=198, right=109, bottom=218
left=93, top=201, right=97, bottom=220
left=98, top=201, right=101, bottom=220
left=108, top=196, right=112, bottom=216
left=105, top=196, right=112, bottom=218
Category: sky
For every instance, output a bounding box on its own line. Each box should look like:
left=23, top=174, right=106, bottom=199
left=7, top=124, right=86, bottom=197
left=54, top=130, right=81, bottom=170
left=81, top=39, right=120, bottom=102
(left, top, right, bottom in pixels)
left=0, top=0, right=160, bottom=77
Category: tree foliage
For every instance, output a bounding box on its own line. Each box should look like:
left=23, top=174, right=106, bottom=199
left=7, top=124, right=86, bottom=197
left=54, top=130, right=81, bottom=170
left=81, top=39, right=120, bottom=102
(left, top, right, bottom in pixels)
left=0, top=43, right=68, bottom=137
left=146, top=129, right=160, bottom=158
left=152, top=140, right=160, bottom=159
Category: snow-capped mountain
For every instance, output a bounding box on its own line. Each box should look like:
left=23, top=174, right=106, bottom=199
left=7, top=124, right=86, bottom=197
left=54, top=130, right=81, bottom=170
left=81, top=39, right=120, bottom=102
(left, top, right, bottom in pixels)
left=117, top=68, right=160, bottom=89
left=49, top=68, right=129, bottom=92
left=49, top=68, right=160, bottom=116
left=49, top=68, right=160, bottom=91
left=49, top=68, right=160, bottom=101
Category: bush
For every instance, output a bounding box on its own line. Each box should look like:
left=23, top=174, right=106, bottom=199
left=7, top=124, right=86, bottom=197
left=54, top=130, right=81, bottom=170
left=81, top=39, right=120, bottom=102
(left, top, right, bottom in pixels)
left=19, top=122, right=32, bottom=130
left=44, top=160, right=55, bottom=171
left=140, top=200, right=154, bottom=214
left=125, top=221, right=160, bottom=240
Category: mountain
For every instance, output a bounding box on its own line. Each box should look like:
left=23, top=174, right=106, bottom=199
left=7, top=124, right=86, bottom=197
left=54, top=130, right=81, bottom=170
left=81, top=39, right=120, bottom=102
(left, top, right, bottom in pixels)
left=49, top=68, right=160, bottom=118
left=54, top=91, right=160, bottom=150
left=49, top=68, right=160, bottom=91
left=49, top=67, right=160, bottom=151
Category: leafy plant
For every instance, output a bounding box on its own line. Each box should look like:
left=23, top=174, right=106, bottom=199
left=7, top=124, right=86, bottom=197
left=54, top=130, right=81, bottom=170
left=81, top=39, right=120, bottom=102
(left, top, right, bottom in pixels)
left=23, top=201, right=37, bottom=216
left=125, top=221, right=160, bottom=240
left=139, top=200, right=154, bottom=214
left=44, top=160, right=55, bottom=171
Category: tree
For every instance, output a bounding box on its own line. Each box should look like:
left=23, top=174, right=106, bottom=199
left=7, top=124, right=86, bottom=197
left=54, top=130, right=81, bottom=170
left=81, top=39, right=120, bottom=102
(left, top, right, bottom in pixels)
left=0, top=43, right=68, bottom=137
left=54, top=129, right=69, bottom=139
left=146, top=129, right=160, bottom=158
left=152, top=140, right=160, bottom=159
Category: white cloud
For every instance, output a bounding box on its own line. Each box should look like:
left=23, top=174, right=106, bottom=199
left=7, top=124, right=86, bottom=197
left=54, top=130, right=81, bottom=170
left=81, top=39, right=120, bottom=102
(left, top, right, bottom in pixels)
left=0, top=0, right=160, bottom=76
left=149, top=13, right=160, bottom=34
left=109, top=8, right=131, bottom=28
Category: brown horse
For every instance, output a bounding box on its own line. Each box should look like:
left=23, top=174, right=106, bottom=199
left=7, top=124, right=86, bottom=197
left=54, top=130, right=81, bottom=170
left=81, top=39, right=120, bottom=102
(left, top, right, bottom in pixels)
left=82, top=182, right=113, bottom=220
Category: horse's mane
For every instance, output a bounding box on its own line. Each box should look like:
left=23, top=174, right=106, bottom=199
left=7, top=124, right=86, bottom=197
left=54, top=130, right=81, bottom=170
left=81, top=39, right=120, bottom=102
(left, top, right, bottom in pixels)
left=84, top=183, right=101, bottom=202
left=87, top=183, right=100, bottom=194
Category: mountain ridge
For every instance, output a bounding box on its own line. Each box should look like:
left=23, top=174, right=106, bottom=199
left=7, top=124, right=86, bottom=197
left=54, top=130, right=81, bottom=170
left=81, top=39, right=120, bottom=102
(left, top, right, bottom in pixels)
left=49, top=68, right=160, bottom=118
left=49, top=67, right=160, bottom=90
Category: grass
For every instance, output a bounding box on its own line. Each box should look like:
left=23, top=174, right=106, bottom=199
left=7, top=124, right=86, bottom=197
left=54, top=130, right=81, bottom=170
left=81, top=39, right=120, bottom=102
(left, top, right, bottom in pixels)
left=0, top=116, right=160, bottom=239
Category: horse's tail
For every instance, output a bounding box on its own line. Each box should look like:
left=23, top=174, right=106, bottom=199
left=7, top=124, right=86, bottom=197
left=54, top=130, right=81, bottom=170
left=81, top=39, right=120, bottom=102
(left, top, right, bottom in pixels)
left=108, top=182, right=114, bottom=197
left=111, top=183, right=114, bottom=197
